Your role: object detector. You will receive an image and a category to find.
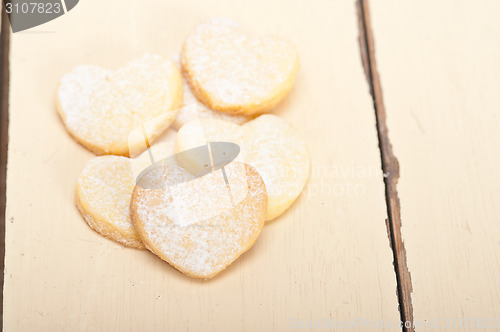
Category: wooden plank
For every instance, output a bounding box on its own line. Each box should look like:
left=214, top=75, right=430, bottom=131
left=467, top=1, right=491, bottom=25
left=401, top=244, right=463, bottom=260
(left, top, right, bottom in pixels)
left=369, top=0, right=500, bottom=330
left=3, top=0, right=400, bottom=330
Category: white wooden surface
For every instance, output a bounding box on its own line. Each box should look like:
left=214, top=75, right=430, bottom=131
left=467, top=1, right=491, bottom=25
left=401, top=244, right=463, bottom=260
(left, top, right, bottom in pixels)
left=371, top=0, right=500, bottom=330
left=3, top=0, right=400, bottom=331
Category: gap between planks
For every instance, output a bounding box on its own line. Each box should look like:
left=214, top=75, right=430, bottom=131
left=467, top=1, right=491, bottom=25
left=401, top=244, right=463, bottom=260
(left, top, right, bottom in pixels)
left=356, top=0, right=415, bottom=331
left=0, top=6, right=10, bottom=331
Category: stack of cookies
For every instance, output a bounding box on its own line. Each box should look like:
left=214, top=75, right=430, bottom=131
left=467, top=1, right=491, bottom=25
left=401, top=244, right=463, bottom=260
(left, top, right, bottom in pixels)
left=57, top=18, right=309, bottom=279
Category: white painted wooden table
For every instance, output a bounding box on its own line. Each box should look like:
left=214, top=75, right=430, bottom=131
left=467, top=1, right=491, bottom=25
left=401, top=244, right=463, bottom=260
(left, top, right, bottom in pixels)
left=1, top=0, right=499, bottom=331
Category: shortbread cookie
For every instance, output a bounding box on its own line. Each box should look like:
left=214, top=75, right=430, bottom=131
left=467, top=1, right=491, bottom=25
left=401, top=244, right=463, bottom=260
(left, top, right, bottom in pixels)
left=131, top=161, right=267, bottom=279
left=181, top=18, right=299, bottom=115
left=76, top=142, right=175, bottom=248
left=171, top=56, right=250, bottom=130
left=176, top=115, right=309, bottom=220
left=57, top=54, right=182, bottom=156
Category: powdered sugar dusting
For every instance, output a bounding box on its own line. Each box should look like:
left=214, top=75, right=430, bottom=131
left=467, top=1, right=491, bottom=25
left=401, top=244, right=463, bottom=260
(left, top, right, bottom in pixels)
left=76, top=155, right=139, bottom=242
left=170, top=56, right=250, bottom=129
left=76, top=141, right=176, bottom=248
left=58, top=54, right=182, bottom=155
left=181, top=18, right=299, bottom=113
left=176, top=114, right=310, bottom=220
left=132, top=162, right=266, bottom=278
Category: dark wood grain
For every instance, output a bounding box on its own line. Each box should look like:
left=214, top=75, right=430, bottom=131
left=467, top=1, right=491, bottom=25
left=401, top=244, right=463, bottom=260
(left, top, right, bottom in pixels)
left=357, top=0, right=414, bottom=331
left=0, top=7, right=10, bottom=331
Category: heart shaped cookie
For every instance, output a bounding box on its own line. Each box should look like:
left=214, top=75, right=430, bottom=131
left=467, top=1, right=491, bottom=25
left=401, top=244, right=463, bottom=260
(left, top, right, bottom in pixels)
left=171, top=56, right=251, bottom=130
left=57, top=54, right=183, bottom=156
left=176, top=114, right=309, bottom=220
left=131, top=161, right=267, bottom=279
left=76, top=141, right=175, bottom=248
left=181, top=18, right=299, bottom=115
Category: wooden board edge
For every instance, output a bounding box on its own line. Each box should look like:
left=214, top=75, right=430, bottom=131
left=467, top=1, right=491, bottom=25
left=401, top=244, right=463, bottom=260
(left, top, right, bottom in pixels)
left=356, top=0, right=414, bottom=330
